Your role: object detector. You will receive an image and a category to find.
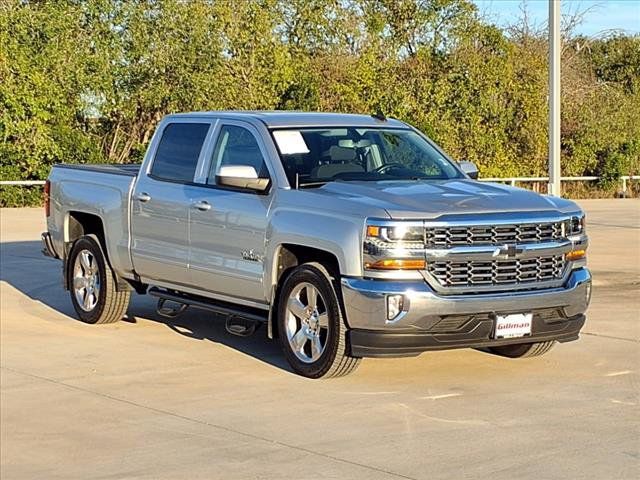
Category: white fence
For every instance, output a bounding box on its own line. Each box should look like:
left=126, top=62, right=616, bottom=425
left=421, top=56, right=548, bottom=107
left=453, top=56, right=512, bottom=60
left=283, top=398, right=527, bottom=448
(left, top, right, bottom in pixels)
left=1, top=180, right=46, bottom=185
left=1, top=175, right=639, bottom=194
left=478, top=175, right=639, bottom=196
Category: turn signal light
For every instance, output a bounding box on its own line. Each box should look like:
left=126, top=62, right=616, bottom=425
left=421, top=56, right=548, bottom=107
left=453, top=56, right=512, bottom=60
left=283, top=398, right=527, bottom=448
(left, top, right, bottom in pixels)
left=566, top=249, right=586, bottom=261
left=366, top=225, right=380, bottom=237
left=365, top=259, right=426, bottom=270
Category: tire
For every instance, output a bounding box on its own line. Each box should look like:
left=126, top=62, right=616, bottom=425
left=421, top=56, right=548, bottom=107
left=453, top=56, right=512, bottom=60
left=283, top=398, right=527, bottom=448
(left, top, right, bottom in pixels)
left=277, top=262, right=360, bottom=379
left=488, top=341, right=556, bottom=358
left=67, top=235, right=130, bottom=324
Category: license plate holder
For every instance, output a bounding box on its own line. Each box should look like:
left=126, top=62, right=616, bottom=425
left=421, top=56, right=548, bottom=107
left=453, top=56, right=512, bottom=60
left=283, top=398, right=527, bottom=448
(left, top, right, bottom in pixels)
left=494, top=313, right=533, bottom=339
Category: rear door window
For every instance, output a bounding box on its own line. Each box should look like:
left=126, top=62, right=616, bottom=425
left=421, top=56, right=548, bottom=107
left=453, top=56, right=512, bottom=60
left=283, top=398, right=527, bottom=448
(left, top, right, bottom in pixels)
left=150, top=123, right=210, bottom=182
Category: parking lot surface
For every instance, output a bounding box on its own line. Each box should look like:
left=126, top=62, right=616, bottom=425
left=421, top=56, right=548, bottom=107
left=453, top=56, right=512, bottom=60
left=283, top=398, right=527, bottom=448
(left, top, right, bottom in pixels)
left=1, top=200, right=638, bottom=479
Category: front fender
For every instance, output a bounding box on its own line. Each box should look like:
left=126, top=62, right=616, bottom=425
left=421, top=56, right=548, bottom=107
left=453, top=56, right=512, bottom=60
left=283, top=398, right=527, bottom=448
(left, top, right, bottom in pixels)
left=265, top=208, right=365, bottom=292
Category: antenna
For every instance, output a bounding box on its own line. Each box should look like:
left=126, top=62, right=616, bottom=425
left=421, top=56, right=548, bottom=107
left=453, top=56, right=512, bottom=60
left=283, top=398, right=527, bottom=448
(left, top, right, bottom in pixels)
left=372, top=109, right=387, bottom=122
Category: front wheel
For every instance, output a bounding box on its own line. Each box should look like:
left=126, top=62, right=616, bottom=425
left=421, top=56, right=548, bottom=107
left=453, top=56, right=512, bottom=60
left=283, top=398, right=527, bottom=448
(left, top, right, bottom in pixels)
left=277, top=263, right=360, bottom=379
left=67, top=235, right=130, bottom=324
left=488, top=341, right=556, bottom=358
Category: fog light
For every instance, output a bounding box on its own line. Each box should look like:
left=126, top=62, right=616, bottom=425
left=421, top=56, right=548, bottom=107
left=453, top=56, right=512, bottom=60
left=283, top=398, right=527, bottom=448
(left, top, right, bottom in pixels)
left=387, top=294, right=404, bottom=320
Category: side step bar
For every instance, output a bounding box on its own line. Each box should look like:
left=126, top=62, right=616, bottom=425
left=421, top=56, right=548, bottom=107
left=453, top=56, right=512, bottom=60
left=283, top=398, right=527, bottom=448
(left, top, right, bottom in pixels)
left=148, top=287, right=268, bottom=337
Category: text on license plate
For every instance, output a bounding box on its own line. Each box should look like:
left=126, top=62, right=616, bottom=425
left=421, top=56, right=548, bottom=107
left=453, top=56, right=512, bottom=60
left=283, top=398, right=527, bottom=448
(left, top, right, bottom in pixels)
left=494, top=313, right=533, bottom=339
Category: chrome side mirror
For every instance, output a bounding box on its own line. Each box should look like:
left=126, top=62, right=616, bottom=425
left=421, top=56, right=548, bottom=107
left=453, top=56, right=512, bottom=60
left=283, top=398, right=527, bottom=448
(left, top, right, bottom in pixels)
left=216, top=165, right=270, bottom=192
left=459, top=161, right=479, bottom=180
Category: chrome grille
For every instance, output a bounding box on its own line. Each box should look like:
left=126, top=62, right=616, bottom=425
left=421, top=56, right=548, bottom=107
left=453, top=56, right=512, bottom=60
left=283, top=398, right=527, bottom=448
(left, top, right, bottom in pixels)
left=428, top=255, right=566, bottom=287
left=425, top=222, right=565, bottom=248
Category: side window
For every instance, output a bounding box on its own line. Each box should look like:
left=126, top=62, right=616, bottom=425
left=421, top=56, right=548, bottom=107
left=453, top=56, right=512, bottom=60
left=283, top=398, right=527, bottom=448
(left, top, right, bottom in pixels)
left=207, top=125, right=268, bottom=185
left=150, top=123, right=210, bottom=182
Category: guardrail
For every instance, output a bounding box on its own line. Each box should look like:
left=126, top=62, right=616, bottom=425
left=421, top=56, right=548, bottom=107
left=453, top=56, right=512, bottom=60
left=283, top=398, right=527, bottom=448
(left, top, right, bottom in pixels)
left=478, top=175, right=639, bottom=196
left=0, top=180, right=46, bottom=185
left=1, top=175, right=638, bottom=193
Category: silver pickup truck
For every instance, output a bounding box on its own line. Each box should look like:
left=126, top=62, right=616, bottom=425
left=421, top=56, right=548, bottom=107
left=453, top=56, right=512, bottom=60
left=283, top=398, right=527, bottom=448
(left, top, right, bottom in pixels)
left=42, top=111, right=591, bottom=378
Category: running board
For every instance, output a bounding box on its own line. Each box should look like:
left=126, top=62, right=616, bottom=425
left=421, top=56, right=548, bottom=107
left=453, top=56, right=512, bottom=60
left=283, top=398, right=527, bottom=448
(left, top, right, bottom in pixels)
left=148, top=287, right=267, bottom=336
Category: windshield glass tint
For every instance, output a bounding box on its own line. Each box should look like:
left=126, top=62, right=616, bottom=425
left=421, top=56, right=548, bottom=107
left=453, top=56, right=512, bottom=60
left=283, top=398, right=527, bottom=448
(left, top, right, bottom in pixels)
left=272, top=128, right=461, bottom=186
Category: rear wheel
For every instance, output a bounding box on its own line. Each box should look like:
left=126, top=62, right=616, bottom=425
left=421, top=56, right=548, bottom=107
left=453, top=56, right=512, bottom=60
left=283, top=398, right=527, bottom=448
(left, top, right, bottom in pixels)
left=488, top=341, right=556, bottom=358
left=277, top=263, right=360, bottom=379
left=68, top=235, right=130, bottom=324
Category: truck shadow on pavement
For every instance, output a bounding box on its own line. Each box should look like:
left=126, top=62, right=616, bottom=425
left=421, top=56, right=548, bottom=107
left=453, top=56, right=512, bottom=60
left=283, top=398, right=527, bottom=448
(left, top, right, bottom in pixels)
left=128, top=298, right=290, bottom=372
left=0, top=241, right=291, bottom=373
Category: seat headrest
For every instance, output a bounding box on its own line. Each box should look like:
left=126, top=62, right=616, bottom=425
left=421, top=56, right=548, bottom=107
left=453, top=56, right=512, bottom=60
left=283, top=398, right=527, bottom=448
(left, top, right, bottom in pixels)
left=326, top=146, right=356, bottom=162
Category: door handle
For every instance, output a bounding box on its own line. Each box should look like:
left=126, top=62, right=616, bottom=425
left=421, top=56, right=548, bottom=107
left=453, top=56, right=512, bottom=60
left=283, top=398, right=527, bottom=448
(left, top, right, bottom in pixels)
left=135, top=192, right=151, bottom=203
left=192, top=200, right=211, bottom=211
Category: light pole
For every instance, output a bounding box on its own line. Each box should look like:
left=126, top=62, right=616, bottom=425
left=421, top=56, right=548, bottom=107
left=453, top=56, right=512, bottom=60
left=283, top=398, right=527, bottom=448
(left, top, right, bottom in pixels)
left=548, top=0, right=561, bottom=196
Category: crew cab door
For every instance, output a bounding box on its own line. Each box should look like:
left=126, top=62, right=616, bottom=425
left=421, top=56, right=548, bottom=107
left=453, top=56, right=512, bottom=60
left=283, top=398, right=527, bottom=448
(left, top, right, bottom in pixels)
left=185, top=121, right=273, bottom=303
left=130, top=119, right=213, bottom=287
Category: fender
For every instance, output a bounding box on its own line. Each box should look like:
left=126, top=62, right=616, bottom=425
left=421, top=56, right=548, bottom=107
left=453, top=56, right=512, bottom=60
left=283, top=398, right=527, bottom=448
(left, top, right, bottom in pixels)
left=264, top=207, right=366, bottom=298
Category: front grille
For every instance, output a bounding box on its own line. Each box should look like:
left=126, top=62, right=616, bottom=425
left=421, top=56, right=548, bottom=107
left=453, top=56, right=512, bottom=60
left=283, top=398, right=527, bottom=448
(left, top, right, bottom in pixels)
left=425, top=222, right=565, bottom=248
left=428, top=255, right=566, bottom=288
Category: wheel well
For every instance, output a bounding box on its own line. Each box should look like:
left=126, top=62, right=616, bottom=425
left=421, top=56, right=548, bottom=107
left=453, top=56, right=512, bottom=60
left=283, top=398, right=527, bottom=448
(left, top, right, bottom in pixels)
left=66, top=211, right=105, bottom=247
left=275, top=244, right=341, bottom=285
left=64, top=212, right=138, bottom=293
left=270, top=244, right=342, bottom=339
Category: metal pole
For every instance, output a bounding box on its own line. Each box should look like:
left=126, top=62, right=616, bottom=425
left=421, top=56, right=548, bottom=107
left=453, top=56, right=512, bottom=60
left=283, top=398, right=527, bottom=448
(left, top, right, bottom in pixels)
left=548, top=0, right=561, bottom=196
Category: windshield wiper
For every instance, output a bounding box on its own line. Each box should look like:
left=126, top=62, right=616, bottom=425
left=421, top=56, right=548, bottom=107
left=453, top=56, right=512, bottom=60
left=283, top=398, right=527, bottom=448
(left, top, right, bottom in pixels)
left=299, top=181, right=328, bottom=188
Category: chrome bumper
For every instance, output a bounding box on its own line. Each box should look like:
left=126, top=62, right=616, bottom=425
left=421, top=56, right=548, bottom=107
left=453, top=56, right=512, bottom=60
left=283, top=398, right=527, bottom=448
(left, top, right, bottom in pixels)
left=41, top=232, right=59, bottom=259
left=341, top=268, right=591, bottom=332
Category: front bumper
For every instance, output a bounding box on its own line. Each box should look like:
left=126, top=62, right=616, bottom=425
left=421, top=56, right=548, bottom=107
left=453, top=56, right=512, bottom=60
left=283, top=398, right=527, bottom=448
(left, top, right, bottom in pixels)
left=341, top=268, right=591, bottom=358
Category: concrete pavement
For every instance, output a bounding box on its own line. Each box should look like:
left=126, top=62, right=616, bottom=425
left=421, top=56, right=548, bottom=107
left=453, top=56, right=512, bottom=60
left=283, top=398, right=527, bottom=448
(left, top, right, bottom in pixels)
left=1, top=200, right=638, bottom=479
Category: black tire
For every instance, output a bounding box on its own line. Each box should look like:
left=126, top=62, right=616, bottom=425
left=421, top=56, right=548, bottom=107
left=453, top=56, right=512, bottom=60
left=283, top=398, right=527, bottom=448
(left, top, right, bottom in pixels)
left=67, top=235, right=130, bottom=324
left=488, top=341, right=556, bottom=358
left=277, top=262, right=360, bottom=379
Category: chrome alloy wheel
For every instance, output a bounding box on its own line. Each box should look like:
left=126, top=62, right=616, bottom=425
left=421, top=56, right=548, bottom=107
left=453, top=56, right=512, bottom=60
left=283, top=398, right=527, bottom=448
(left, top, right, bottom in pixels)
left=73, top=249, right=101, bottom=312
left=285, top=282, right=330, bottom=363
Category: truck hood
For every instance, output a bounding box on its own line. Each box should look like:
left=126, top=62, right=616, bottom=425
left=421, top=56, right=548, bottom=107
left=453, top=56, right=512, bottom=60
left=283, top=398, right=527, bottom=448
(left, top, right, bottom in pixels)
left=318, top=180, right=580, bottom=219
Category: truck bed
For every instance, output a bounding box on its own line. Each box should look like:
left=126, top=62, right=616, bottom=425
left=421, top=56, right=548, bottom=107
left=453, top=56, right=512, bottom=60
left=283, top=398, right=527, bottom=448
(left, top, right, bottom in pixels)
left=47, top=163, right=141, bottom=278
left=54, top=163, right=141, bottom=176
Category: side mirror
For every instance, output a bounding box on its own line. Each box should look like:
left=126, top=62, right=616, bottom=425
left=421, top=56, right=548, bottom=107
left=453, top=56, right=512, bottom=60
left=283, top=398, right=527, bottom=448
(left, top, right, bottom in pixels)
left=216, top=165, right=270, bottom=192
left=459, top=161, right=479, bottom=180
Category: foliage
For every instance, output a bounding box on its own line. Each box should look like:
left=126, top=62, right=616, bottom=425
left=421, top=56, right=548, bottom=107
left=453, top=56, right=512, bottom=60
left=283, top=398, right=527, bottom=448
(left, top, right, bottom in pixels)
left=1, top=0, right=639, bottom=206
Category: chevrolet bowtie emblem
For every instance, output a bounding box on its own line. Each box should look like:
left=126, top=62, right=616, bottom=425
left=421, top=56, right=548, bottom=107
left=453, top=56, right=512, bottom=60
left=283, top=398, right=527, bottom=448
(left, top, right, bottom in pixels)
left=494, top=244, right=524, bottom=258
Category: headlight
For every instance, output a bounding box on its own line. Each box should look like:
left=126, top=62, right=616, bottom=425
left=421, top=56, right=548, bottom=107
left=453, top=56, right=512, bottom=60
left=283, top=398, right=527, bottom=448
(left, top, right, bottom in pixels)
left=566, top=214, right=587, bottom=266
left=364, top=221, right=426, bottom=271
left=568, top=215, right=585, bottom=235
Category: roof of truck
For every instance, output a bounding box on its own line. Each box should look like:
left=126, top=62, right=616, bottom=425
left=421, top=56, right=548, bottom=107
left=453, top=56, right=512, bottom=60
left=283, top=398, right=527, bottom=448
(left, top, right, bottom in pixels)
left=165, top=111, right=409, bottom=129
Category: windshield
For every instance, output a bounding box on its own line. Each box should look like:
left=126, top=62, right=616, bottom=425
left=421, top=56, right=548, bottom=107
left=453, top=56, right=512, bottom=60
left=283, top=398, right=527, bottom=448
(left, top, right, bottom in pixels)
left=272, top=127, right=462, bottom=187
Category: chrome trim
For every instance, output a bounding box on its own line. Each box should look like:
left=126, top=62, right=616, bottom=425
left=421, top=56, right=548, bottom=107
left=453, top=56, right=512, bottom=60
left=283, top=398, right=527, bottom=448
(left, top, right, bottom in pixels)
left=363, top=270, right=424, bottom=280
left=366, top=218, right=425, bottom=228
left=420, top=264, right=570, bottom=295
left=41, top=232, right=59, bottom=259
left=367, top=212, right=584, bottom=228
left=424, top=240, right=573, bottom=261
left=340, top=268, right=591, bottom=331
left=422, top=211, right=583, bottom=227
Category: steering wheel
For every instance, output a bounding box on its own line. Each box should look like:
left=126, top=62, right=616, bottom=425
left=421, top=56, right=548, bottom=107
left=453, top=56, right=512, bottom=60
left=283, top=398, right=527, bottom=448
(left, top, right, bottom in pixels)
left=372, top=163, right=405, bottom=174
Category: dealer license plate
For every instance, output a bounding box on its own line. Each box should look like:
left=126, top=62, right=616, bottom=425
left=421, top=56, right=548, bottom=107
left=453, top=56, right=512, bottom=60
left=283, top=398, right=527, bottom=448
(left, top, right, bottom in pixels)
left=494, top=313, right=533, bottom=339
